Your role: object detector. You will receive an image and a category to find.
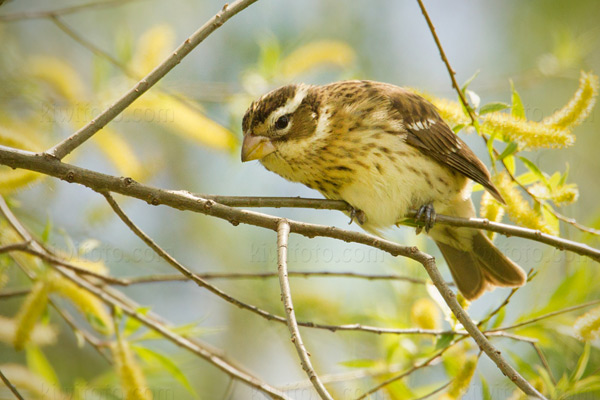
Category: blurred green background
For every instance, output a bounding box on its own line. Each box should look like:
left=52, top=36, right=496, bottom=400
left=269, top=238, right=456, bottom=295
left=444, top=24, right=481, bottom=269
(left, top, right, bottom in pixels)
left=1, top=0, right=599, bottom=399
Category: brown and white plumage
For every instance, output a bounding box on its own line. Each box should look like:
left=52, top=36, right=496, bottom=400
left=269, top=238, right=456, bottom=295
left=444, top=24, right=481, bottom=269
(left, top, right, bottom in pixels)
left=241, top=80, right=526, bottom=299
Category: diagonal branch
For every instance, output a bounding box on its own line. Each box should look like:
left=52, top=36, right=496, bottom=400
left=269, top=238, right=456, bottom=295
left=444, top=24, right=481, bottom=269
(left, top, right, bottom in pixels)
left=277, top=220, right=333, bottom=400
left=0, top=368, right=25, bottom=400
left=44, top=0, right=260, bottom=160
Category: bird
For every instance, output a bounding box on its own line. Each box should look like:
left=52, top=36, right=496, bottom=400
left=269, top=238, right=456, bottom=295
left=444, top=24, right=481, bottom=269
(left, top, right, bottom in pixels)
left=240, top=80, right=526, bottom=300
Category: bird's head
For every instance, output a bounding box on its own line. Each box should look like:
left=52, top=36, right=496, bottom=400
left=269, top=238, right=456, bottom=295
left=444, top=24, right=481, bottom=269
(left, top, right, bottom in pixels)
left=241, top=83, right=320, bottom=163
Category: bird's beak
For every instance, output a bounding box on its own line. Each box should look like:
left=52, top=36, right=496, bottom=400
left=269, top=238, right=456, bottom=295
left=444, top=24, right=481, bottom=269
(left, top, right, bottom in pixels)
left=241, top=134, right=276, bottom=162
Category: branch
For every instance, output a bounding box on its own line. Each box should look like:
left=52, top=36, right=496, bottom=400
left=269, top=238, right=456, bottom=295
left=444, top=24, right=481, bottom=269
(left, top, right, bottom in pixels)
left=277, top=220, right=332, bottom=400
left=43, top=0, right=260, bottom=160
left=0, top=148, right=546, bottom=397
left=416, top=0, right=476, bottom=123
left=0, top=196, right=289, bottom=400
left=0, top=368, right=25, bottom=400
left=118, top=271, right=432, bottom=285
left=2, top=147, right=599, bottom=262
left=0, top=0, right=141, bottom=22
left=54, top=267, right=291, bottom=400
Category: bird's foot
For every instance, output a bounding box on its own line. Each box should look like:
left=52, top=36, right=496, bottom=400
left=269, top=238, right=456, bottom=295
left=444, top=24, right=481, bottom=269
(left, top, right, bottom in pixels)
left=415, top=203, right=436, bottom=234
left=349, top=208, right=366, bottom=225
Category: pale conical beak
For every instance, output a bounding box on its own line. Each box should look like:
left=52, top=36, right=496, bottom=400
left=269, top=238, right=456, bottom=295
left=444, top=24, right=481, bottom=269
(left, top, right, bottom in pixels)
left=241, top=134, right=276, bottom=162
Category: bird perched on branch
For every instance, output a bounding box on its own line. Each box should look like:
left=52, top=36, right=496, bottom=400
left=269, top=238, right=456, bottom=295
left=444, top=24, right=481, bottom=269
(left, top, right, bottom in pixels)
left=241, top=80, right=526, bottom=300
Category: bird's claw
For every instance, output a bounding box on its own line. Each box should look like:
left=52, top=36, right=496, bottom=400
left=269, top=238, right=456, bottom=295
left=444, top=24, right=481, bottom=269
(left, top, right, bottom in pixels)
left=349, top=208, right=366, bottom=225
left=415, top=203, right=436, bottom=234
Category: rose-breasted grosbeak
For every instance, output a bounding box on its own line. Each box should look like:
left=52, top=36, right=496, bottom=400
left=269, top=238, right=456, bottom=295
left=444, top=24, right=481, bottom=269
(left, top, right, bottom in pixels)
left=241, top=80, right=526, bottom=300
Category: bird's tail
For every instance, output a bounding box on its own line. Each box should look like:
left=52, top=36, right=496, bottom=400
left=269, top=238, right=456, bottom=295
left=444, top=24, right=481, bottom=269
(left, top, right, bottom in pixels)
left=434, top=231, right=526, bottom=300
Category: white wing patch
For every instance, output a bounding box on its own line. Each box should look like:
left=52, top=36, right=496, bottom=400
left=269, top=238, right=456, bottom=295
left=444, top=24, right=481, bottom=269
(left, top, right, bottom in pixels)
left=407, top=118, right=436, bottom=132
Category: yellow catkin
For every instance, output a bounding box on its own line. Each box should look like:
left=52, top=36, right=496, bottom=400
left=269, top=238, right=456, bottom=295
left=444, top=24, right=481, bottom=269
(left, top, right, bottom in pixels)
left=529, top=183, right=579, bottom=207
left=280, top=40, right=355, bottom=78
left=480, top=191, right=505, bottom=240
left=574, top=306, right=600, bottom=341
left=48, top=274, right=113, bottom=335
left=493, top=173, right=555, bottom=235
left=440, top=356, right=478, bottom=400
left=543, top=71, right=599, bottom=129
left=132, top=25, right=175, bottom=76
left=13, top=280, right=50, bottom=350
left=112, top=338, right=153, bottom=400
left=481, top=112, right=574, bottom=149
left=410, top=298, right=440, bottom=330
left=0, top=316, right=57, bottom=347
left=28, top=56, right=86, bottom=102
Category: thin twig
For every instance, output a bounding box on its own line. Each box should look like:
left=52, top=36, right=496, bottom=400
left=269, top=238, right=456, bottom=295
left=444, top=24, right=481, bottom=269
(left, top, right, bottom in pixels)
left=489, top=299, right=600, bottom=333
left=118, top=271, right=431, bottom=285
left=0, top=0, right=141, bottom=22
left=412, top=381, right=452, bottom=400
left=0, top=288, right=30, bottom=299
left=44, top=0, right=260, bottom=160
left=531, top=342, right=556, bottom=386
left=416, top=0, right=477, bottom=124
left=277, top=220, right=332, bottom=400
left=356, top=340, right=461, bottom=400
left=0, top=368, right=25, bottom=400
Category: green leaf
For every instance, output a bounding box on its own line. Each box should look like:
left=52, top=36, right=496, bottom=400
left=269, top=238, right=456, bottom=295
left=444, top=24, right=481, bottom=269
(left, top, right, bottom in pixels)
left=133, top=345, right=197, bottom=396
left=480, top=374, right=493, bottom=400
left=452, top=124, right=465, bottom=133
left=41, top=217, right=52, bottom=243
left=519, top=156, right=549, bottom=186
left=471, top=183, right=484, bottom=192
left=503, top=155, right=516, bottom=176
left=258, top=35, right=281, bottom=77
left=510, top=79, right=525, bottom=119
left=26, top=346, right=60, bottom=388
left=516, top=171, right=542, bottom=186
left=559, top=163, right=570, bottom=186
left=498, top=142, right=519, bottom=161
left=490, top=306, right=507, bottom=329
left=479, top=102, right=510, bottom=115
left=548, top=172, right=561, bottom=189
left=435, top=333, right=454, bottom=350
left=461, top=70, right=480, bottom=92
left=124, top=316, right=144, bottom=337
left=571, top=342, right=591, bottom=382
left=339, top=359, right=378, bottom=368
left=487, top=131, right=498, bottom=162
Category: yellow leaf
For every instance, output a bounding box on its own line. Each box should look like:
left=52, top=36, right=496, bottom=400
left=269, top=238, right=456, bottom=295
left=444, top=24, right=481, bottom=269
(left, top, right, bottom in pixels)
left=132, top=24, right=175, bottom=76
left=14, top=280, right=50, bottom=350
left=93, top=129, right=146, bottom=180
left=112, top=337, right=153, bottom=400
left=28, top=56, right=86, bottom=102
left=135, top=93, right=237, bottom=150
left=280, top=40, right=355, bottom=78
left=0, top=316, right=57, bottom=347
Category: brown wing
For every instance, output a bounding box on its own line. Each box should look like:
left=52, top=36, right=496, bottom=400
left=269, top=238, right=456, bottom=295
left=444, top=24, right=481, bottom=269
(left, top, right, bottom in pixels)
left=387, top=87, right=505, bottom=204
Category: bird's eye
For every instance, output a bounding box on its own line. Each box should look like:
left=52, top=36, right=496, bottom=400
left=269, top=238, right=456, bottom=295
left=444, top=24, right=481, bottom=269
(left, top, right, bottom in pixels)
left=275, top=115, right=289, bottom=130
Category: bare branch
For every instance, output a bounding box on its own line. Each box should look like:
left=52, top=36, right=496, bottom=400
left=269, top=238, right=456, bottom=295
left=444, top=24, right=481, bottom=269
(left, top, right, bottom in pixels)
left=277, top=220, right=333, bottom=400
left=490, top=299, right=600, bottom=333
left=0, top=368, right=25, bottom=400
left=0, top=0, right=141, bottom=22
left=1, top=147, right=598, bottom=262
left=118, top=271, right=432, bottom=285
left=44, top=0, right=260, bottom=160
